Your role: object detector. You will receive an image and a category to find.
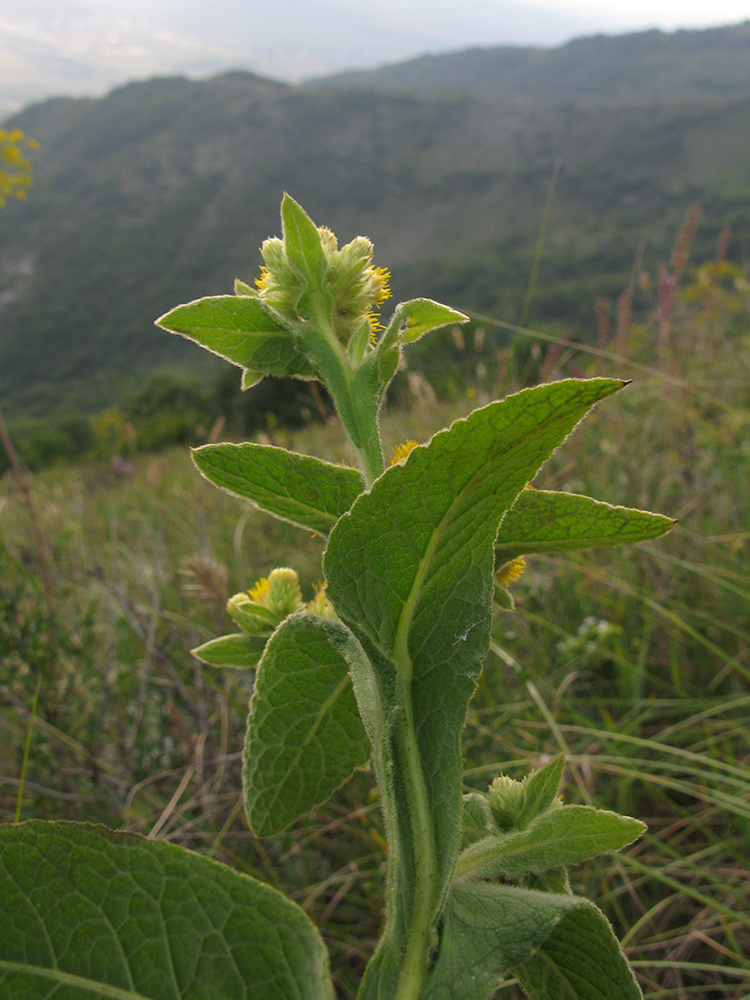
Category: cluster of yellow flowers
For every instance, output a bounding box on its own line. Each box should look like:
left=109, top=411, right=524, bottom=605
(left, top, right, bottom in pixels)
left=228, top=568, right=335, bottom=636
left=255, top=223, right=391, bottom=349
left=0, top=129, right=38, bottom=207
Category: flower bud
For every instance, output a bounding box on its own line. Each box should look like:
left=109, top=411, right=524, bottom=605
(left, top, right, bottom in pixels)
left=488, top=774, right=526, bottom=831
left=307, top=582, right=336, bottom=619
left=267, top=567, right=304, bottom=617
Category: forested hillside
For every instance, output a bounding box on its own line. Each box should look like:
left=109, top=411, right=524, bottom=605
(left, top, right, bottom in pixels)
left=1, top=25, right=749, bottom=420
left=330, top=21, right=750, bottom=102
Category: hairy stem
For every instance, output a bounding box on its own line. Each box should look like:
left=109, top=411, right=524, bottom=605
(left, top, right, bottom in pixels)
left=392, top=698, right=439, bottom=1000
left=392, top=594, right=440, bottom=999
left=305, top=312, right=384, bottom=486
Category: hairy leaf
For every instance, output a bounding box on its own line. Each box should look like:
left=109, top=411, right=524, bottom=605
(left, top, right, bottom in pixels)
left=191, top=632, right=268, bottom=668
left=514, top=900, right=644, bottom=1000
left=192, top=442, right=363, bottom=535
left=517, top=755, right=565, bottom=828
left=281, top=193, right=327, bottom=285
left=156, top=295, right=316, bottom=379
left=495, top=489, right=675, bottom=560
left=244, top=614, right=370, bottom=836
left=423, top=883, right=588, bottom=1000
left=455, top=805, right=646, bottom=880
left=0, top=821, right=333, bottom=1000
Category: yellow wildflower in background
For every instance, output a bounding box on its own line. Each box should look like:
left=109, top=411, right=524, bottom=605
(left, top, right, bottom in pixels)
left=0, top=129, right=37, bottom=207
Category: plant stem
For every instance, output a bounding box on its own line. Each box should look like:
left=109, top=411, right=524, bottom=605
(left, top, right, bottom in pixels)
left=392, top=638, right=439, bottom=999
left=305, top=311, right=385, bottom=485
left=15, top=674, right=42, bottom=823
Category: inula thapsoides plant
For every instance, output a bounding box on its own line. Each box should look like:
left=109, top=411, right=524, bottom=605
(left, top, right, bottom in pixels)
left=0, top=195, right=674, bottom=1000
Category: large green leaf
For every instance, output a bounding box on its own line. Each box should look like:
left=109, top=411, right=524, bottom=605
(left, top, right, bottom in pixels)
left=244, top=614, right=371, bottom=836
left=455, top=805, right=645, bottom=880
left=192, top=442, right=364, bottom=535
left=155, top=295, right=316, bottom=379
left=423, top=883, right=587, bottom=1000
left=0, top=820, right=333, bottom=1000
left=495, top=489, right=675, bottom=560
left=514, top=900, right=644, bottom=1000
left=324, top=378, right=626, bottom=995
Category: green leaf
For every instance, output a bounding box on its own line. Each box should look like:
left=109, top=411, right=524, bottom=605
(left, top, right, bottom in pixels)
left=517, top=755, right=565, bottom=828
left=191, top=633, right=267, bottom=668
left=192, top=442, right=363, bottom=535
left=514, top=900, right=644, bottom=1000
left=461, top=793, right=496, bottom=846
left=423, top=883, right=587, bottom=1000
left=380, top=298, right=468, bottom=349
left=368, top=298, right=468, bottom=404
left=455, top=804, right=646, bottom=880
left=227, top=600, right=280, bottom=632
left=280, top=193, right=328, bottom=285
left=244, top=614, right=371, bottom=836
left=325, top=379, right=626, bottom=985
left=495, top=489, right=675, bottom=561
left=0, top=820, right=334, bottom=1000
left=155, top=295, right=316, bottom=379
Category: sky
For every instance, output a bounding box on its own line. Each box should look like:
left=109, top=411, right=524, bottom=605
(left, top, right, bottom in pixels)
left=1, top=0, right=748, bottom=113
left=528, top=0, right=748, bottom=28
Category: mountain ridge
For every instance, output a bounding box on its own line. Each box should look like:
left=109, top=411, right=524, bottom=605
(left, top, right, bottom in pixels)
left=1, top=25, right=748, bottom=420
left=323, top=21, right=750, bottom=103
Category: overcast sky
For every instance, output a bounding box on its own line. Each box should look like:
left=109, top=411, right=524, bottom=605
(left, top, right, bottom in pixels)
left=525, top=0, right=748, bottom=29
left=1, top=0, right=748, bottom=112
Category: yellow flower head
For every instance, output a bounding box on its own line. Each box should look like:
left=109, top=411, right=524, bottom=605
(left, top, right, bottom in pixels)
left=307, top=581, right=336, bottom=619
left=390, top=440, right=419, bottom=465
left=495, top=556, right=526, bottom=588
left=248, top=577, right=270, bottom=603
left=253, top=204, right=391, bottom=350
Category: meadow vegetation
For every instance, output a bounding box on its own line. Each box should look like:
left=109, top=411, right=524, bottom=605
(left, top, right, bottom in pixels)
left=1, top=221, right=748, bottom=998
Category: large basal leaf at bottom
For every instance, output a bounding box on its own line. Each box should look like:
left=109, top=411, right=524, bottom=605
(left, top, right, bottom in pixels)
left=243, top=613, right=371, bottom=836
left=422, top=883, right=588, bottom=1000
left=514, top=900, right=643, bottom=1000
left=0, top=820, right=333, bottom=1000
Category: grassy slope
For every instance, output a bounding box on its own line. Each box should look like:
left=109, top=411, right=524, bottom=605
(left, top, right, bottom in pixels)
left=0, top=69, right=749, bottom=419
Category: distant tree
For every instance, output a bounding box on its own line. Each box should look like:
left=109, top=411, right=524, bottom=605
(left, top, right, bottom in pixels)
left=0, top=128, right=37, bottom=206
